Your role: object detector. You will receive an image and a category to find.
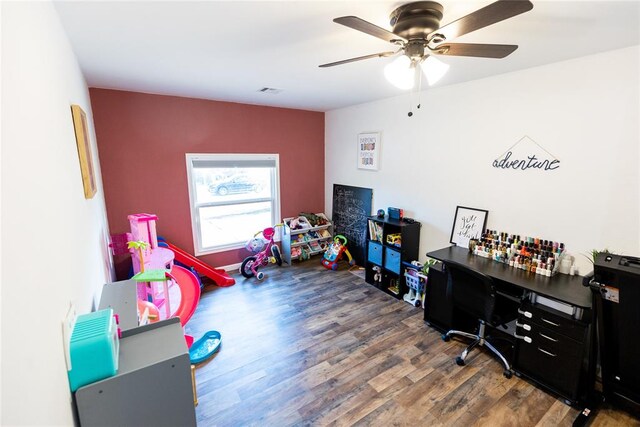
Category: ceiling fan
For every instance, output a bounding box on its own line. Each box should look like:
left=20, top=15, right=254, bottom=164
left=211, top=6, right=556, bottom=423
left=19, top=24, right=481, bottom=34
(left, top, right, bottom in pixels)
left=320, top=0, right=534, bottom=89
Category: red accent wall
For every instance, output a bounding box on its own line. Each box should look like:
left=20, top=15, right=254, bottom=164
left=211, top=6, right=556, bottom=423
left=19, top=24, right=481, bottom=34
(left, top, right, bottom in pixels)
left=90, top=89, right=324, bottom=277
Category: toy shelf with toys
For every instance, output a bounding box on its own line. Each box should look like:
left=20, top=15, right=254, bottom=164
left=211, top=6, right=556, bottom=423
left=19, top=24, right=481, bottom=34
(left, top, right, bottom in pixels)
left=365, top=215, right=421, bottom=300
left=282, top=213, right=333, bottom=263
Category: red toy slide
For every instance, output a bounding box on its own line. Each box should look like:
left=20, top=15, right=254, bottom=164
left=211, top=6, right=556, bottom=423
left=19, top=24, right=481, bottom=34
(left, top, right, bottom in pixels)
left=167, top=265, right=201, bottom=326
left=165, top=242, right=235, bottom=287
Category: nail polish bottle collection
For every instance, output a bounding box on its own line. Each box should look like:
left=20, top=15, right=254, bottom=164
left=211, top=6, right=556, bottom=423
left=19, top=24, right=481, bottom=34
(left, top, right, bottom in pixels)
left=473, top=229, right=565, bottom=277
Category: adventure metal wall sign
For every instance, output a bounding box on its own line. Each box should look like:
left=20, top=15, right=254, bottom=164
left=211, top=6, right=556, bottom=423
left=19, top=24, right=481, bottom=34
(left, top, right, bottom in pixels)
left=493, top=135, right=560, bottom=171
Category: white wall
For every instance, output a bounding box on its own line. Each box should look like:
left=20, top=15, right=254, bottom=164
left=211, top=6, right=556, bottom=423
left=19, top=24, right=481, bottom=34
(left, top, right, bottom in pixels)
left=0, top=3, right=4, bottom=422
left=1, top=2, right=114, bottom=425
left=326, top=46, right=640, bottom=276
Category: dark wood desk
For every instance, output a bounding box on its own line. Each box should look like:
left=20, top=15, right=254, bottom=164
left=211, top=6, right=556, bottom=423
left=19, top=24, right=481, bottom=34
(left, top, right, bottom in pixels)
left=425, top=245, right=594, bottom=407
left=427, top=246, right=591, bottom=308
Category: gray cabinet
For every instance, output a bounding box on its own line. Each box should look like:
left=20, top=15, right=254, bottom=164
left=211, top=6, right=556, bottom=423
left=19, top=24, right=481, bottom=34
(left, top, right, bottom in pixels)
left=75, top=318, right=196, bottom=427
left=76, top=281, right=197, bottom=426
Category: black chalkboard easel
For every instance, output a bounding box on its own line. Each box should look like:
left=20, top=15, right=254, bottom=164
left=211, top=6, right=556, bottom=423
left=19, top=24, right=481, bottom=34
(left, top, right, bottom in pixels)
left=331, top=184, right=373, bottom=267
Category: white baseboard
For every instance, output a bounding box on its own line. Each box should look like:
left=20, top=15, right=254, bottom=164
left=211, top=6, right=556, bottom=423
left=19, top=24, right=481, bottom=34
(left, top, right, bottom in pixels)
left=218, top=262, right=241, bottom=272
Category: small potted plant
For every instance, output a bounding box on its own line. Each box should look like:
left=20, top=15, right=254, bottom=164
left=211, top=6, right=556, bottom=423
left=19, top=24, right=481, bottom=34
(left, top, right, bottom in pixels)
left=421, top=258, right=438, bottom=276
left=586, top=248, right=611, bottom=264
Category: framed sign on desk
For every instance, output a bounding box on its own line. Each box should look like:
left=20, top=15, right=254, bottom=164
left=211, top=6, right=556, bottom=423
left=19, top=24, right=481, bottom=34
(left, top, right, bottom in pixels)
left=450, top=206, right=488, bottom=248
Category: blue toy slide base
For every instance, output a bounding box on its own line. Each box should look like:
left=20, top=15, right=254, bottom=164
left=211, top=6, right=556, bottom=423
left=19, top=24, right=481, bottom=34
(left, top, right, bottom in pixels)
left=189, top=330, right=221, bottom=364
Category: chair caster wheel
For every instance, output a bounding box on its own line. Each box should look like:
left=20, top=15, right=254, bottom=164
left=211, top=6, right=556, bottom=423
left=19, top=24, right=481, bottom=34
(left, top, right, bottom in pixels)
left=442, top=334, right=450, bottom=342
left=503, top=370, right=513, bottom=379
left=455, top=356, right=465, bottom=366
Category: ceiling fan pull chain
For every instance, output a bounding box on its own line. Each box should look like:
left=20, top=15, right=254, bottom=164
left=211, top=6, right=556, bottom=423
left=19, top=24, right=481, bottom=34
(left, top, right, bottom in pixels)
left=408, top=64, right=420, bottom=117
left=417, top=65, right=423, bottom=110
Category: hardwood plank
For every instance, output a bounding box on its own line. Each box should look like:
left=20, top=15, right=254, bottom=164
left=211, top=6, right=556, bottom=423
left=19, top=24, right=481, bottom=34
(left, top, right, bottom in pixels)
left=329, top=377, right=414, bottom=426
left=590, top=404, right=640, bottom=427
left=367, top=360, right=417, bottom=393
left=430, top=363, right=507, bottom=423
left=473, top=380, right=539, bottom=426
left=352, top=398, right=442, bottom=426
left=445, top=367, right=519, bottom=424
left=190, top=262, right=637, bottom=426
left=534, top=399, right=574, bottom=427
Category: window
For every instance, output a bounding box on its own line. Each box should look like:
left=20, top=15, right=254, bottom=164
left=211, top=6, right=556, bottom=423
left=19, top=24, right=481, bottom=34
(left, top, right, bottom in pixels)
left=186, top=154, right=281, bottom=255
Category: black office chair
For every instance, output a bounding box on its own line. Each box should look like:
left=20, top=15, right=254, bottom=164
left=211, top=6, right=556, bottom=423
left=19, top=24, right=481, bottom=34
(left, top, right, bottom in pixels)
left=441, top=261, right=514, bottom=378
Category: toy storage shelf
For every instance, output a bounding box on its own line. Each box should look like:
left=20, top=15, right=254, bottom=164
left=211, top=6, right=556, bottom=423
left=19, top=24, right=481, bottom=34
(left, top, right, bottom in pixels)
left=291, top=236, right=328, bottom=247
left=365, top=216, right=421, bottom=300
left=293, top=248, right=326, bottom=259
left=282, top=213, right=333, bottom=263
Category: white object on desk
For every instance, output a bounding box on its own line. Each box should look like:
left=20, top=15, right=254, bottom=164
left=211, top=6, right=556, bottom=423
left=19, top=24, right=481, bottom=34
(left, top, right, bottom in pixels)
left=559, top=257, right=573, bottom=274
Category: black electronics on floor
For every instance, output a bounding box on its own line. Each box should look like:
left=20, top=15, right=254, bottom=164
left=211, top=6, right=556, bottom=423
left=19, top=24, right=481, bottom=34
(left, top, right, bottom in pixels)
left=592, top=253, right=640, bottom=417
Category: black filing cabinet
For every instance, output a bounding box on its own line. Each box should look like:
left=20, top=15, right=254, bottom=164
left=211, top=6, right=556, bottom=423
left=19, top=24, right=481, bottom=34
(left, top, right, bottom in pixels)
left=514, top=301, right=590, bottom=404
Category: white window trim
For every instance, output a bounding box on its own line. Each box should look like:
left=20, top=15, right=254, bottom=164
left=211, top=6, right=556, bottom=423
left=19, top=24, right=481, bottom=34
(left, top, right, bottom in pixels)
left=185, top=153, right=281, bottom=256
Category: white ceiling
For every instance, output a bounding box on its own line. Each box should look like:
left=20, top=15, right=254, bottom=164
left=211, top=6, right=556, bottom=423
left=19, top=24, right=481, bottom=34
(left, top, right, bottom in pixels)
left=54, top=1, right=640, bottom=112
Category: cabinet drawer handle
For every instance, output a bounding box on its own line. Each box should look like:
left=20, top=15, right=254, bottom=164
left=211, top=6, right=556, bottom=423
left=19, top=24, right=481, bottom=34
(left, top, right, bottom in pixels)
left=514, top=334, right=532, bottom=343
left=518, top=309, right=532, bottom=318
left=539, top=332, right=558, bottom=342
left=515, top=322, right=531, bottom=331
left=541, top=318, right=560, bottom=327
left=538, top=348, right=557, bottom=357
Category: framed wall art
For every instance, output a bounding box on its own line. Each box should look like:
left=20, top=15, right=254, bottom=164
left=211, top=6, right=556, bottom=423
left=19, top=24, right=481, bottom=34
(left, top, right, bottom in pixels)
left=357, top=132, right=380, bottom=171
left=450, top=206, right=488, bottom=248
left=71, top=104, right=97, bottom=199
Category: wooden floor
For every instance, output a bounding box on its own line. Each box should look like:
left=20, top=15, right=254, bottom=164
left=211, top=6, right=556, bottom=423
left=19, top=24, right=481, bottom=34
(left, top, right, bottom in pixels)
left=189, top=262, right=639, bottom=427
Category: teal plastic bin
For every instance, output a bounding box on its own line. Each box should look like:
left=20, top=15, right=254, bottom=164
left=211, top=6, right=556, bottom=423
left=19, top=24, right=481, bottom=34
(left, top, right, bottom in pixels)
left=67, top=308, right=119, bottom=392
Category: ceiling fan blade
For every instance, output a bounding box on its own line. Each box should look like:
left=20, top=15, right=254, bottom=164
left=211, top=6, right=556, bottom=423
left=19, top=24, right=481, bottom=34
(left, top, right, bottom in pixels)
left=429, top=0, right=533, bottom=43
left=334, top=16, right=407, bottom=43
left=319, top=51, right=397, bottom=68
left=434, top=43, right=518, bottom=58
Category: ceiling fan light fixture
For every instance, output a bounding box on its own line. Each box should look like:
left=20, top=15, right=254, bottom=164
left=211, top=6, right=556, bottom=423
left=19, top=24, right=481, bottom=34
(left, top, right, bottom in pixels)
left=421, top=55, right=450, bottom=86
left=322, top=1, right=534, bottom=91
left=384, top=55, right=415, bottom=90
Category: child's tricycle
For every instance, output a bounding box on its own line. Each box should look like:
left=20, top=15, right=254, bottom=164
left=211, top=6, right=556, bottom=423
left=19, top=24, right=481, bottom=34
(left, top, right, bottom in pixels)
left=240, top=225, right=283, bottom=281
left=321, top=235, right=355, bottom=270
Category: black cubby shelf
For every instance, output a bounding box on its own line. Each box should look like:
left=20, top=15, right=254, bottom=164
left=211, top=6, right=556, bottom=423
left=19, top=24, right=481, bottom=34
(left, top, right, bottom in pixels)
left=365, top=216, right=421, bottom=300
